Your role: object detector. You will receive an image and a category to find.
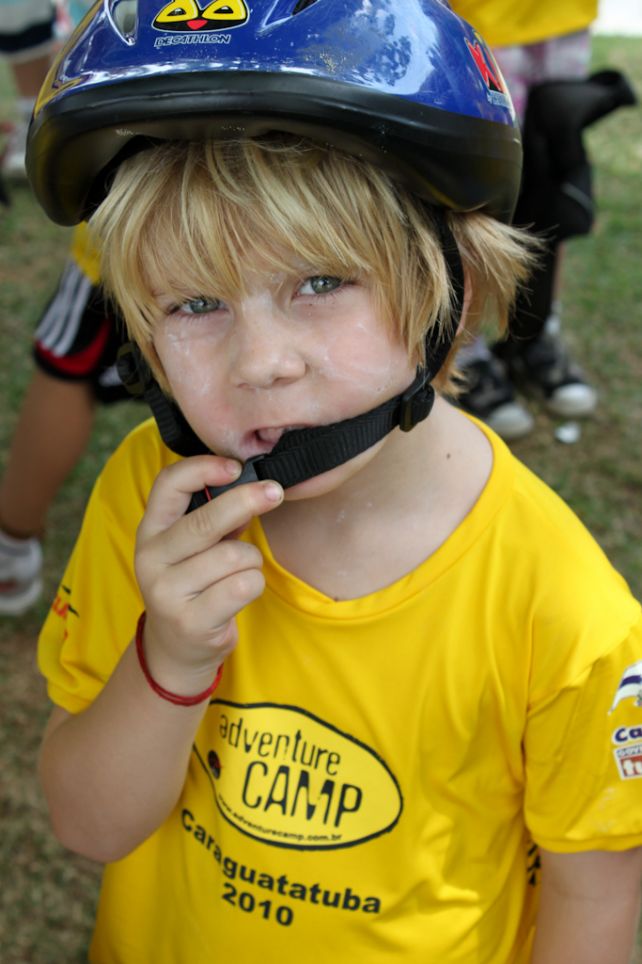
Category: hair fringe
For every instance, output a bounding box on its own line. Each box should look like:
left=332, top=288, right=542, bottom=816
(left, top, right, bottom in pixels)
left=91, top=136, right=537, bottom=396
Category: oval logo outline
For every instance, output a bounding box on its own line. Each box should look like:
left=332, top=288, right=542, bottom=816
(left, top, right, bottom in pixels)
left=194, top=699, right=404, bottom=851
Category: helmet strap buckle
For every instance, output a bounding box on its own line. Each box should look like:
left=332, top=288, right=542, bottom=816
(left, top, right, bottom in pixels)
left=399, top=371, right=435, bottom=432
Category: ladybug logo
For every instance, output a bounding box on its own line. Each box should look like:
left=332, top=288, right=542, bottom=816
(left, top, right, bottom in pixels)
left=465, top=36, right=505, bottom=94
left=153, top=0, right=249, bottom=32
left=465, top=33, right=511, bottom=109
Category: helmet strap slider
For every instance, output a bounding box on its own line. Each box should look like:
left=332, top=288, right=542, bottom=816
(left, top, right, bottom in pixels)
left=399, top=371, right=435, bottom=432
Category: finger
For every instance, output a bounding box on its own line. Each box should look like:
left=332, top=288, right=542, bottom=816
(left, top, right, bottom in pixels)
left=147, top=540, right=264, bottom=605
left=188, top=566, right=267, bottom=633
left=144, top=479, right=283, bottom=566
left=139, top=456, right=242, bottom=540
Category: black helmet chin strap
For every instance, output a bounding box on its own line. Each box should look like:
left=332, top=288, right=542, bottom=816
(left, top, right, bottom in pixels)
left=117, top=216, right=464, bottom=512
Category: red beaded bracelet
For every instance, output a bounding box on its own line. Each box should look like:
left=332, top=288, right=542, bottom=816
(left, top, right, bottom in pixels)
left=135, top=611, right=222, bottom=707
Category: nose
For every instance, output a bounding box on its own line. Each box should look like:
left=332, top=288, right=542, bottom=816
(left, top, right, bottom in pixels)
left=231, top=303, right=307, bottom=390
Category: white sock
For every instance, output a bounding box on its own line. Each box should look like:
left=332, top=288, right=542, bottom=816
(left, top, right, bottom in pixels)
left=0, top=527, right=39, bottom=553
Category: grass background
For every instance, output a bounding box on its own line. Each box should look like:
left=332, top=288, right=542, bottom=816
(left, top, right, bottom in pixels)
left=0, top=35, right=641, bottom=962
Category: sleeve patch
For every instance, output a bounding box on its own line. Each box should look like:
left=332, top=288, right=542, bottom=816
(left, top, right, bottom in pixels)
left=609, top=661, right=642, bottom=713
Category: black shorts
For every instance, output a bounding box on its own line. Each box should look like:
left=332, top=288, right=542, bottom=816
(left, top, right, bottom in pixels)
left=33, top=259, right=132, bottom=404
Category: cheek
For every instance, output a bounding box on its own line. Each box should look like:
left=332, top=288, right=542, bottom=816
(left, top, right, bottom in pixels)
left=154, top=331, right=222, bottom=408
left=316, top=320, right=413, bottom=394
left=155, top=336, right=239, bottom=453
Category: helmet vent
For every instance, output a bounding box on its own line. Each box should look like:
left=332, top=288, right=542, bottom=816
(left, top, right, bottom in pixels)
left=292, top=0, right=320, bottom=14
left=108, top=0, right=138, bottom=42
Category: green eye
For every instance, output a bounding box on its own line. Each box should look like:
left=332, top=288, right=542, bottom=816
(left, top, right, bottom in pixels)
left=180, top=296, right=222, bottom=315
left=300, top=276, right=343, bottom=296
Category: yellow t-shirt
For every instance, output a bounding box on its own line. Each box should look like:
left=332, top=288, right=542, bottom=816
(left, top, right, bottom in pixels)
left=38, top=418, right=642, bottom=964
left=450, top=1, right=598, bottom=47
left=69, top=222, right=101, bottom=284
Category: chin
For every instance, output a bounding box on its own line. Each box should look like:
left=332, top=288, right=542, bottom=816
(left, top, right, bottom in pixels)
left=281, top=440, right=386, bottom=502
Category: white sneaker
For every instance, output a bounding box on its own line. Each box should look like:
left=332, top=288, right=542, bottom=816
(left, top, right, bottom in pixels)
left=0, top=530, right=43, bottom=616
left=546, top=381, right=598, bottom=418
left=457, top=356, right=535, bottom=441
left=485, top=401, right=535, bottom=441
left=495, top=321, right=598, bottom=420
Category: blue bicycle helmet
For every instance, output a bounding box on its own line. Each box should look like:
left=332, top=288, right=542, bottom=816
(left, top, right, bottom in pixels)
left=26, top=0, right=522, bottom=502
left=27, top=0, right=521, bottom=226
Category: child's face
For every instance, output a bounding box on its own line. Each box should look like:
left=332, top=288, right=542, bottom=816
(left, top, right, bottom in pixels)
left=152, top=262, right=416, bottom=496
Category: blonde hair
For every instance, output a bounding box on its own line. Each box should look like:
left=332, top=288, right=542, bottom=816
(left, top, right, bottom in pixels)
left=91, top=135, right=533, bottom=394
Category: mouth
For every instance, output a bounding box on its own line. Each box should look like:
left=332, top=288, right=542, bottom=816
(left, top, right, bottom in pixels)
left=242, top=425, right=309, bottom=456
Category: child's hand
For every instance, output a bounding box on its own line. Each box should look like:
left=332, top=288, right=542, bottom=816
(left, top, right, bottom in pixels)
left=134, top=456, right=283, bottom=695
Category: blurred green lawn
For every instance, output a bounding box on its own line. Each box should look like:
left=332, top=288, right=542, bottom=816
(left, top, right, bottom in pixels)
left=1, top=35, right=641, bottom=963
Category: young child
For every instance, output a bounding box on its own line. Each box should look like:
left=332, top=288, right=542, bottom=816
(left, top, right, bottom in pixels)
left=28, top=2, right=642, bottom=962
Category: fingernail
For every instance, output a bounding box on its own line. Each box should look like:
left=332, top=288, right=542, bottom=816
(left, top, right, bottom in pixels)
left=225, top=460, right=242, bottom=478
left=263, top=482, right=283, bottom=503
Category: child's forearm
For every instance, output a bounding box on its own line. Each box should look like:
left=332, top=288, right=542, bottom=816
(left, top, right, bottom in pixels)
left=39, top=639, right=217, bottom=863
left=39, top=459, right=283, bottom=864
left=530, top=847, right=642, bottom=964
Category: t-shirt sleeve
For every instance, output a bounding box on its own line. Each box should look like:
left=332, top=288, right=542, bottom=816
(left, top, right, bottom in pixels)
left=524, top=612, right=642, bottom=852
left=37, top=423, right=165, bottom=714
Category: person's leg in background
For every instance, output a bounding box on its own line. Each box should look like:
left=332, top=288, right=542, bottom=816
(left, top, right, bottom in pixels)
left=1, top=9, right=134, bottom=616
left=0, top=1, right=56, bottom=177
left=491, top=29, right=597, bottom=419
left=0, top=244, right=130, bottom=616
left=457, top=30, right=598, bottom=437
left=0, top=373, right=95, bottom=615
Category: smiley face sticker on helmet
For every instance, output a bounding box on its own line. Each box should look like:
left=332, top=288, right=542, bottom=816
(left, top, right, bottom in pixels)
left=153, top=0, right=249, bottom=32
